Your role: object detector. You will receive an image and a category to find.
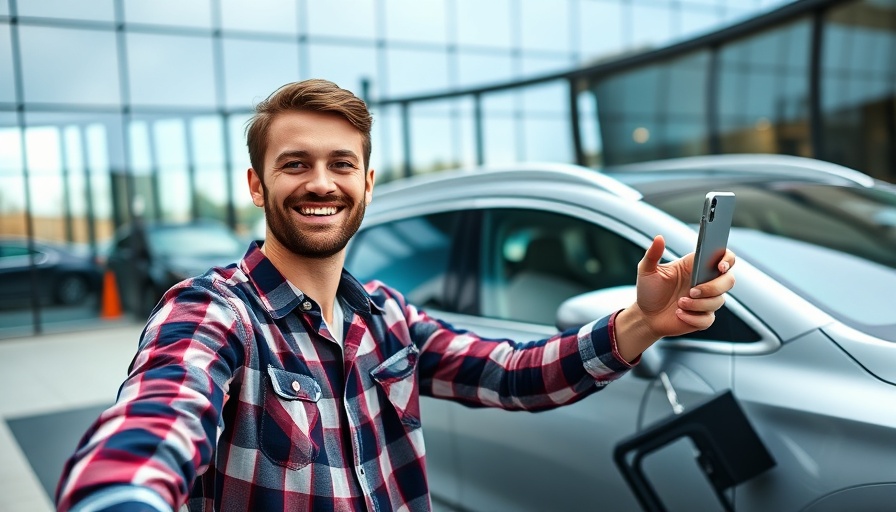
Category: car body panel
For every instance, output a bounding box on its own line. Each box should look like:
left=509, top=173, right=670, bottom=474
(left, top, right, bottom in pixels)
left=0, top=238, right=103, bottom=307
left=348, top=155, right=896, bottom=511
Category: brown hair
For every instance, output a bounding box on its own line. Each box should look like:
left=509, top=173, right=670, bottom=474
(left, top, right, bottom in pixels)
left=246, top=79, right=373, bottom=174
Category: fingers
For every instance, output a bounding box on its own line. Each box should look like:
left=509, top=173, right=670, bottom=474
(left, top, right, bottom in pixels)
left=675, top=308, right=716, bottom=330
left=689, top=265, right=736, bottom=299
left=678, top=294, right=725, bottom=313
left=688, top=249, right=737, bottom=298
left=719, top=249, right=736, bottom=274
left=638, top=235, right=666, bottom=275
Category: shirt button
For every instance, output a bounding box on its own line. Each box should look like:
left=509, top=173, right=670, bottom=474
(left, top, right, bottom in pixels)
left=292, top=381, right=301, bottom=392
left=359, top=468, right=365, bottom=475
left=301, top=301, right=312, bottom=311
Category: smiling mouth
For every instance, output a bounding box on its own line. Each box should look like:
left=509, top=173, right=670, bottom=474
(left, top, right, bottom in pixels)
left=298, top=205, right=340, bottom=216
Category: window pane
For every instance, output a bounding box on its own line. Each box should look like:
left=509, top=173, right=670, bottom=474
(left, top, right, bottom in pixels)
left=347, top=212, right=457, bottom=310
left=0, top=2, right=8, bottom=15
left=220, top=0, right=298, bottom=34
left=482, top=115, right=518, bottom=166
left=577, top=89, right=603, bottom=167
left=456, top=0, right=512, bottom=48
left=386, top=48, right=449, bottom=97
left=191, top=116, right=229, bottom=224
left=227, top=114, right=258, bottom=234
left=384, top=0, right=447, bottom=44
left=522, top=115, right=573, bottom=162
left=480, top=208, right=641, bottom=324
left=0, top=116, right=25, bottom=239
left=20, top=26, right=120, bottom=105
left=0, top=23, right=14, bottom=102
left=127, top=33, right=216, bottom=108
left=306, top=0, right=376, bottom=40
left=123, top=0, right=212, bottom=29
left=594, top=51, right=709, bottom=164
left=307, top=43, right=377, bottom=99
left=456, top=51, right=514, bottom=88
left=223, top=38, right=300, bottom=109
left=17, top=0, right=114, bottom=22
left=632, top=3, right=673, bottom=48
left=579, top=0, right=624, bottom=62
left=680, top=4, right=723, bottom=39
left=820, top=0, right=896, bottom=182
left=717, top=21, right=811, bottom=156
left=153, top=118, right=191, bottom=221
left=521, top=80, right=569, bottom=115
left=520, top=0, right=569, bottom=52
left=409, top=110, right=457, bottom=175
left=369, top=106, right=404, bottom=183
left=521, top=54, right=574, bottom=78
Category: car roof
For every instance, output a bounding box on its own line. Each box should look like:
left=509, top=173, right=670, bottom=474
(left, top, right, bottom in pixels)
left=373, top=154, right=878, bottom=204
left=373, top=161, right=643, bottom=201
left=604, top=154, right=877, bottom=189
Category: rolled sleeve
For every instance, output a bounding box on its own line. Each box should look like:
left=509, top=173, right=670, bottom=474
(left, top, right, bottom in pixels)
left=578, top=310, right=639, bottom=386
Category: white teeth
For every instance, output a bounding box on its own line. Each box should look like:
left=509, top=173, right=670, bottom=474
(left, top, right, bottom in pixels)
left=300, top=206, right=338, bottom=216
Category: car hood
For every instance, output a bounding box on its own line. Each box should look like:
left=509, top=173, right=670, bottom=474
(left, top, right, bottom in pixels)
left=727, top=228, right=896, bottom=340
left=822, top=322, right=896, bottom=386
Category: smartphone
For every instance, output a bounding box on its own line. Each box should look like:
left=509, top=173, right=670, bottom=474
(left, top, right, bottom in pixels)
left=691, top=191, right=735, bottom=287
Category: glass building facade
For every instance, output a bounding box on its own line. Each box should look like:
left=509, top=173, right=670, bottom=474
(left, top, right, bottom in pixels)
left=1, top=0, right=893, bottom=336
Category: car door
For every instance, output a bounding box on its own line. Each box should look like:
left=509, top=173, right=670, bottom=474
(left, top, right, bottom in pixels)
left=0, top=242, right=50, bottom=305
left=345, top=210, right=469, bottom=510
left=448, top=204, right=754, bottom=512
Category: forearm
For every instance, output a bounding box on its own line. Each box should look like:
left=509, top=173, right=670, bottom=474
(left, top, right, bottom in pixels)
left=56, top=367, right=223, bottom=511
left=58, top=283, right=243, bottom=511
left=613, top=303, right=660, bottom=363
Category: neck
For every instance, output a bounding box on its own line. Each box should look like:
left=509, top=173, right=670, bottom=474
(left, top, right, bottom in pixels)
left=261, top=239, right=344, bottom=325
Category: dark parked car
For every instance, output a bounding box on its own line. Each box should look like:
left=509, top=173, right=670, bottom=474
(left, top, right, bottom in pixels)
left=0, top=237, right=103, bottom=308
left=105, top=220, right=246, bottom=318
left=344, top=154, right=896, bottom=512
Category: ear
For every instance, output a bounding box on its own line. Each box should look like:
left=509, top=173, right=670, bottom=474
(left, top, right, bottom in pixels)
left=248, top=168, right=265, bottom=207
left=364, top=168, right=375, bottom=206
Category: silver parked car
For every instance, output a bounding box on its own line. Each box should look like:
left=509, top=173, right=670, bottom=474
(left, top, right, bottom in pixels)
left=345, top=154, right=896, bottom=512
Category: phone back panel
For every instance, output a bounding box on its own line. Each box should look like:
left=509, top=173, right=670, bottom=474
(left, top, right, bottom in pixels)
left=691, top=192, right=735, bottom=287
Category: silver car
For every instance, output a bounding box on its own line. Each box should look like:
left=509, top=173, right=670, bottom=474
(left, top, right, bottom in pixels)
left=345, top=154, right=896, bottom=512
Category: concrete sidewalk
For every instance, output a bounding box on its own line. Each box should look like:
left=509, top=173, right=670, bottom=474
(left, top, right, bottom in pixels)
left=0, top=321, right=145, bottom=512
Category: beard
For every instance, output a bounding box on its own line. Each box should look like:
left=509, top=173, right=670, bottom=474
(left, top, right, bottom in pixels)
left=262, top=187, right=366, bottom=259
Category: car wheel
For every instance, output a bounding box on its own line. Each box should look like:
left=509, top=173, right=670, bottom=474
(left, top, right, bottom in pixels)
left=56, top=274, right=90, bottom=305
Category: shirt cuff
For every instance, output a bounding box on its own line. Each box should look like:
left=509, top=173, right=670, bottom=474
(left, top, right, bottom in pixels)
left=577, top=311, right=637, bottom=383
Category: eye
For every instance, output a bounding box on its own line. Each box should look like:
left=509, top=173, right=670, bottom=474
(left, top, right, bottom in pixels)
left=280, top=160, right=305, bottom=171
left=332, top=161, right=358, bottom=170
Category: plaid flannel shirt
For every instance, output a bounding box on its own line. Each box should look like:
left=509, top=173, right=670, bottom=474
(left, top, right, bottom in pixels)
left=56, top=242, right=634, bottom=512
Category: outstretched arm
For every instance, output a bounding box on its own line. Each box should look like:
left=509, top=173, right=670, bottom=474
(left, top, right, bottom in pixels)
left=615, top=235, right=736, bottom=362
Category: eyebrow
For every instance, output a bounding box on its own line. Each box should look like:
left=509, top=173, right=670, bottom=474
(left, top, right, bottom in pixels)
left=274, top=149, right=360, bottom=164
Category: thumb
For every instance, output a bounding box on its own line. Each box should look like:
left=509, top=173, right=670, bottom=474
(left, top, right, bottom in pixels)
left=638, top=235, right=665, bottom=275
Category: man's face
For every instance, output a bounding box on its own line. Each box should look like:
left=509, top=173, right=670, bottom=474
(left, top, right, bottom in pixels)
left=248, top=110, right=374, bottom=259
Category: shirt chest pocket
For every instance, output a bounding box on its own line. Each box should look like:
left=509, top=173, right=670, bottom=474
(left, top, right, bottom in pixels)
left=370, top=344, right=421, bottom=429
left=260, top=366, right=322, bottom=470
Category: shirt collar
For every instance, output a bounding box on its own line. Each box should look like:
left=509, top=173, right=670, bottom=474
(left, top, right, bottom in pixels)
left=240, top=241, right=383, bottom=320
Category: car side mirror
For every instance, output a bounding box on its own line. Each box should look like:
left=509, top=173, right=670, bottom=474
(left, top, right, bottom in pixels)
left=556, top=285, right=662, bottom=379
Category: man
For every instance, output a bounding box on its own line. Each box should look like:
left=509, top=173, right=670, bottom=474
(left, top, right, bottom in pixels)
left=56, top=79, right=735, bottom=512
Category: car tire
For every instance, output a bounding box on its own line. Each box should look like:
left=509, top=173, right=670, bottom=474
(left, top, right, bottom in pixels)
left=55, top=274, right=91, bottom=305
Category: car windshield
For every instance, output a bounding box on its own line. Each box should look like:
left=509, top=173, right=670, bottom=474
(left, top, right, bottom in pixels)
left=150, top=225, right=243, bottom=258
left=622, top=176, right=896, bottom=341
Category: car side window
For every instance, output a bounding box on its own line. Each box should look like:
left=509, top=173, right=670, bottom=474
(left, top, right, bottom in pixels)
left=346, top=212, right=458, bottom=311
left=480, top=208, right=643, bottom=325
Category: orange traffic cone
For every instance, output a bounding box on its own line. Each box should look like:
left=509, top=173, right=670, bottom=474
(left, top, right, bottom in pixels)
left=100, top=270, right=123, bottom=319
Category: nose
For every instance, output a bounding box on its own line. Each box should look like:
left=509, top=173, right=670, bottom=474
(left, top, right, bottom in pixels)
left=305, top=164, right=336, bottom=196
